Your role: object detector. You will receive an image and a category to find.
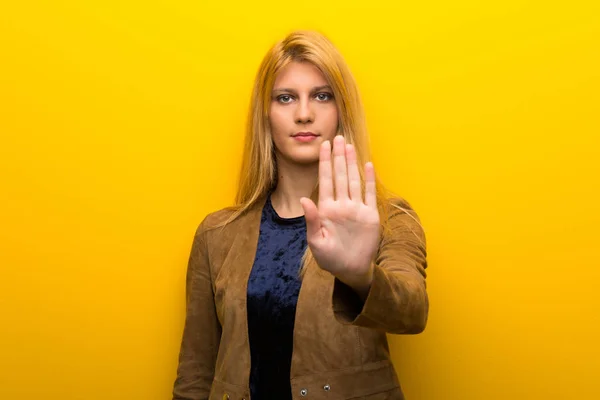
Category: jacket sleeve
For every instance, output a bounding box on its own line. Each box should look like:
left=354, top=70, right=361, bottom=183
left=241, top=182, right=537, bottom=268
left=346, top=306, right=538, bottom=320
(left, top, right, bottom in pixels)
left=173, top=217, right=222, bottom=400
left=332, top=198, right=428, bottom=334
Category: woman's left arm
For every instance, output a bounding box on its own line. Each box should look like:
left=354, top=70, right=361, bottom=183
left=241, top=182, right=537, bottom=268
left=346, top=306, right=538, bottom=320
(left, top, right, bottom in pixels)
left=331, top=199, right=428, bottom=334
left=299, top=136, right=428, bottom=334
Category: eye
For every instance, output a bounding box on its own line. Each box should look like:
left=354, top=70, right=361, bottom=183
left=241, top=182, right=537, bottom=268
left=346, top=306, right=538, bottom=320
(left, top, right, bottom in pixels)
left=316, top=92, right=333, bottom=101
left=277, top=95, right=293, bottom=104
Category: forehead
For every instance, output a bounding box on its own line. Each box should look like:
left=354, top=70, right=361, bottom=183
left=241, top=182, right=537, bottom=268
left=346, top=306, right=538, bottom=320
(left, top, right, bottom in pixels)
left=273, top=61, right=328, bottom=88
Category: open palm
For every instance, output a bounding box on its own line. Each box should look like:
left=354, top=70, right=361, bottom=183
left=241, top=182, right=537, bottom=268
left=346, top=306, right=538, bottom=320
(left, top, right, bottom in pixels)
left=300, top=135, right=381, bottom=285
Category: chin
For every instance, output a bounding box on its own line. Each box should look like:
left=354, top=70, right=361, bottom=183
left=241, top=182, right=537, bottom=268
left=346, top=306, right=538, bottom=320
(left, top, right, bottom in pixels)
left=280, top=149, right=320, bottom=165
left=291, top=154, right=320, bottom=165
left=293, top=156, right=320, bottom=165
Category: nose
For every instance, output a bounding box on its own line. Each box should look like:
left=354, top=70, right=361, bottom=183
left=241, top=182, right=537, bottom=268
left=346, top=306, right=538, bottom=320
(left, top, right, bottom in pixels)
left=294, top=96, right=314, bottom=124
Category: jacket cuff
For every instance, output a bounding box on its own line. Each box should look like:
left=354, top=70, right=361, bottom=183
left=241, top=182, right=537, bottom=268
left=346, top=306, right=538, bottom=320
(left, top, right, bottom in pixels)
left=332, top=263, right=387, bottom=328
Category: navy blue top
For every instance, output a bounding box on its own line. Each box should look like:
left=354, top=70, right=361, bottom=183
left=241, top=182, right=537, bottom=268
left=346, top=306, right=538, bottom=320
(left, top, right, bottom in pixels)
left=246, top=193, right=307, bottom=400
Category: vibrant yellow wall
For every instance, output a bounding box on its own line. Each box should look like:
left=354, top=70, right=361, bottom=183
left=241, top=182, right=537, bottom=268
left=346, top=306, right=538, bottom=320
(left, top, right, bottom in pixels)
left=1, top=1, right=598, bottom=399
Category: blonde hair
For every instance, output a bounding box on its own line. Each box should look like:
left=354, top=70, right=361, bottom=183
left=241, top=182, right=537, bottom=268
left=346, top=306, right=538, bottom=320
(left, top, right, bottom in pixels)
left=210, top=29, right=417, bottom=279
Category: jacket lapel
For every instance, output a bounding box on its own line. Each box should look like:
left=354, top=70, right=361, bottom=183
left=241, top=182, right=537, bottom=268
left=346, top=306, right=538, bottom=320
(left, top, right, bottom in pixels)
left=226, top=195, right=268, bottom=389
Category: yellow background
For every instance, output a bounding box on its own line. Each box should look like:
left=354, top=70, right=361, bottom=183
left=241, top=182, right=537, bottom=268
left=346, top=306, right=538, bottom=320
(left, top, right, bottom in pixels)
left=1, top=1, right=599, bottom=399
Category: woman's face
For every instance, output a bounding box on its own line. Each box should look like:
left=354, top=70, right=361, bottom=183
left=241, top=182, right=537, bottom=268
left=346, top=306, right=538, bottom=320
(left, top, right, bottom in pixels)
left=269, top=61, right=339, bottom=165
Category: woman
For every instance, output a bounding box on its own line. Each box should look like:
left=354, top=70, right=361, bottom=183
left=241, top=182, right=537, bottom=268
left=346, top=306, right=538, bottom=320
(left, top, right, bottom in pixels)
left=173, top=30, right=428, bottom=400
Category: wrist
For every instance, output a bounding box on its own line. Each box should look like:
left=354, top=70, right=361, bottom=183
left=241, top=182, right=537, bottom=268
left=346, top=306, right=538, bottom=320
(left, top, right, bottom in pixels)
left=337, top=262, right=375, bottom=301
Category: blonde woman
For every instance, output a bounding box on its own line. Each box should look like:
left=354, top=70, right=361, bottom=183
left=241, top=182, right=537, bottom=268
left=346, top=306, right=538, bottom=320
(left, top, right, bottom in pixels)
left=173, top=30, right=428, bottom=400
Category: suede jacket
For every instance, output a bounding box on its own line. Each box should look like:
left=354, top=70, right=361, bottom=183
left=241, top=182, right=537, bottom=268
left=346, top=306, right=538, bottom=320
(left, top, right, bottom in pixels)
left=172, top=194, right=428, bottom=400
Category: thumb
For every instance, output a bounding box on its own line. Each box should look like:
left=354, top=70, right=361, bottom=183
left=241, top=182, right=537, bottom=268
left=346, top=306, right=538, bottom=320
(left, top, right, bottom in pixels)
left=300, top=197, right=321, bottom=240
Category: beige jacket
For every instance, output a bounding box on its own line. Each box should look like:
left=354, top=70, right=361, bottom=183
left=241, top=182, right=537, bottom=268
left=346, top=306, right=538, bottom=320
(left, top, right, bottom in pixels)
left=172, top=194, right=428, bottom=400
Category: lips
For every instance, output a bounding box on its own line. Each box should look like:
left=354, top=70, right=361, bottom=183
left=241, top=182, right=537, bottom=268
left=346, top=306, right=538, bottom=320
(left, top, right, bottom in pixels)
left=292, top=132, right=318, bottom=137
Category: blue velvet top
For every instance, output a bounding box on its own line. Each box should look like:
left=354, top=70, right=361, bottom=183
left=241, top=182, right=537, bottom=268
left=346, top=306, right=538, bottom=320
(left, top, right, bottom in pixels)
left=246, top=193, right=307, bottom=400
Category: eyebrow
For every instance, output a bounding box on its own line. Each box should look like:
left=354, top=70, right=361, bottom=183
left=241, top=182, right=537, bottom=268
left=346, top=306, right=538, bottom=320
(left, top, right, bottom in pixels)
left=272, top=85, right=333, bottom=94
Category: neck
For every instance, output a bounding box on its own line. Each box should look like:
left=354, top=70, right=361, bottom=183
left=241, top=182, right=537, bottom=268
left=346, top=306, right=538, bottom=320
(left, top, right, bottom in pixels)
left=270, top=155, right=318, bottom=218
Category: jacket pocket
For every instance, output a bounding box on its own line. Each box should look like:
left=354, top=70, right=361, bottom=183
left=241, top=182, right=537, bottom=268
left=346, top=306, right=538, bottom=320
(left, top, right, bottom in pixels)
left=290, top=359, right=403, bottom=400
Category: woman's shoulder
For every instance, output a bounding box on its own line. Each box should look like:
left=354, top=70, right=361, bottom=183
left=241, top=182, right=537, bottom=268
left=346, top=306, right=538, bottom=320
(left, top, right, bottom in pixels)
left=193, top=205, right=239, bottom=237
left=381, top=195, right=426, bottom=245
left=384, top=195, right=420, bottom=219
left=204, top=205, right=239, bottom=227
left=194, top=197, right=265, bottom=238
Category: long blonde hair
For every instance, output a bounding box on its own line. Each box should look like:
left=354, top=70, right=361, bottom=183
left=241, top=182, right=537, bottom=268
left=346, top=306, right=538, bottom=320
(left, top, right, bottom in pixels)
left=211, top=29, right=415, bottom=279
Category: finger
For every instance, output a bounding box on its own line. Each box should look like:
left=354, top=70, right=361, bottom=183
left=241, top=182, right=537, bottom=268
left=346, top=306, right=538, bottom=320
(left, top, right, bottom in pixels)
left=345, top=143, right=362, bottom=202
left=333, top=135, right=349, bottom=201
left=365, top=162, right=377, bottom=208
left=300, top=197, right=322, bottom=242
left=318, top=140, right=333, bottom=204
